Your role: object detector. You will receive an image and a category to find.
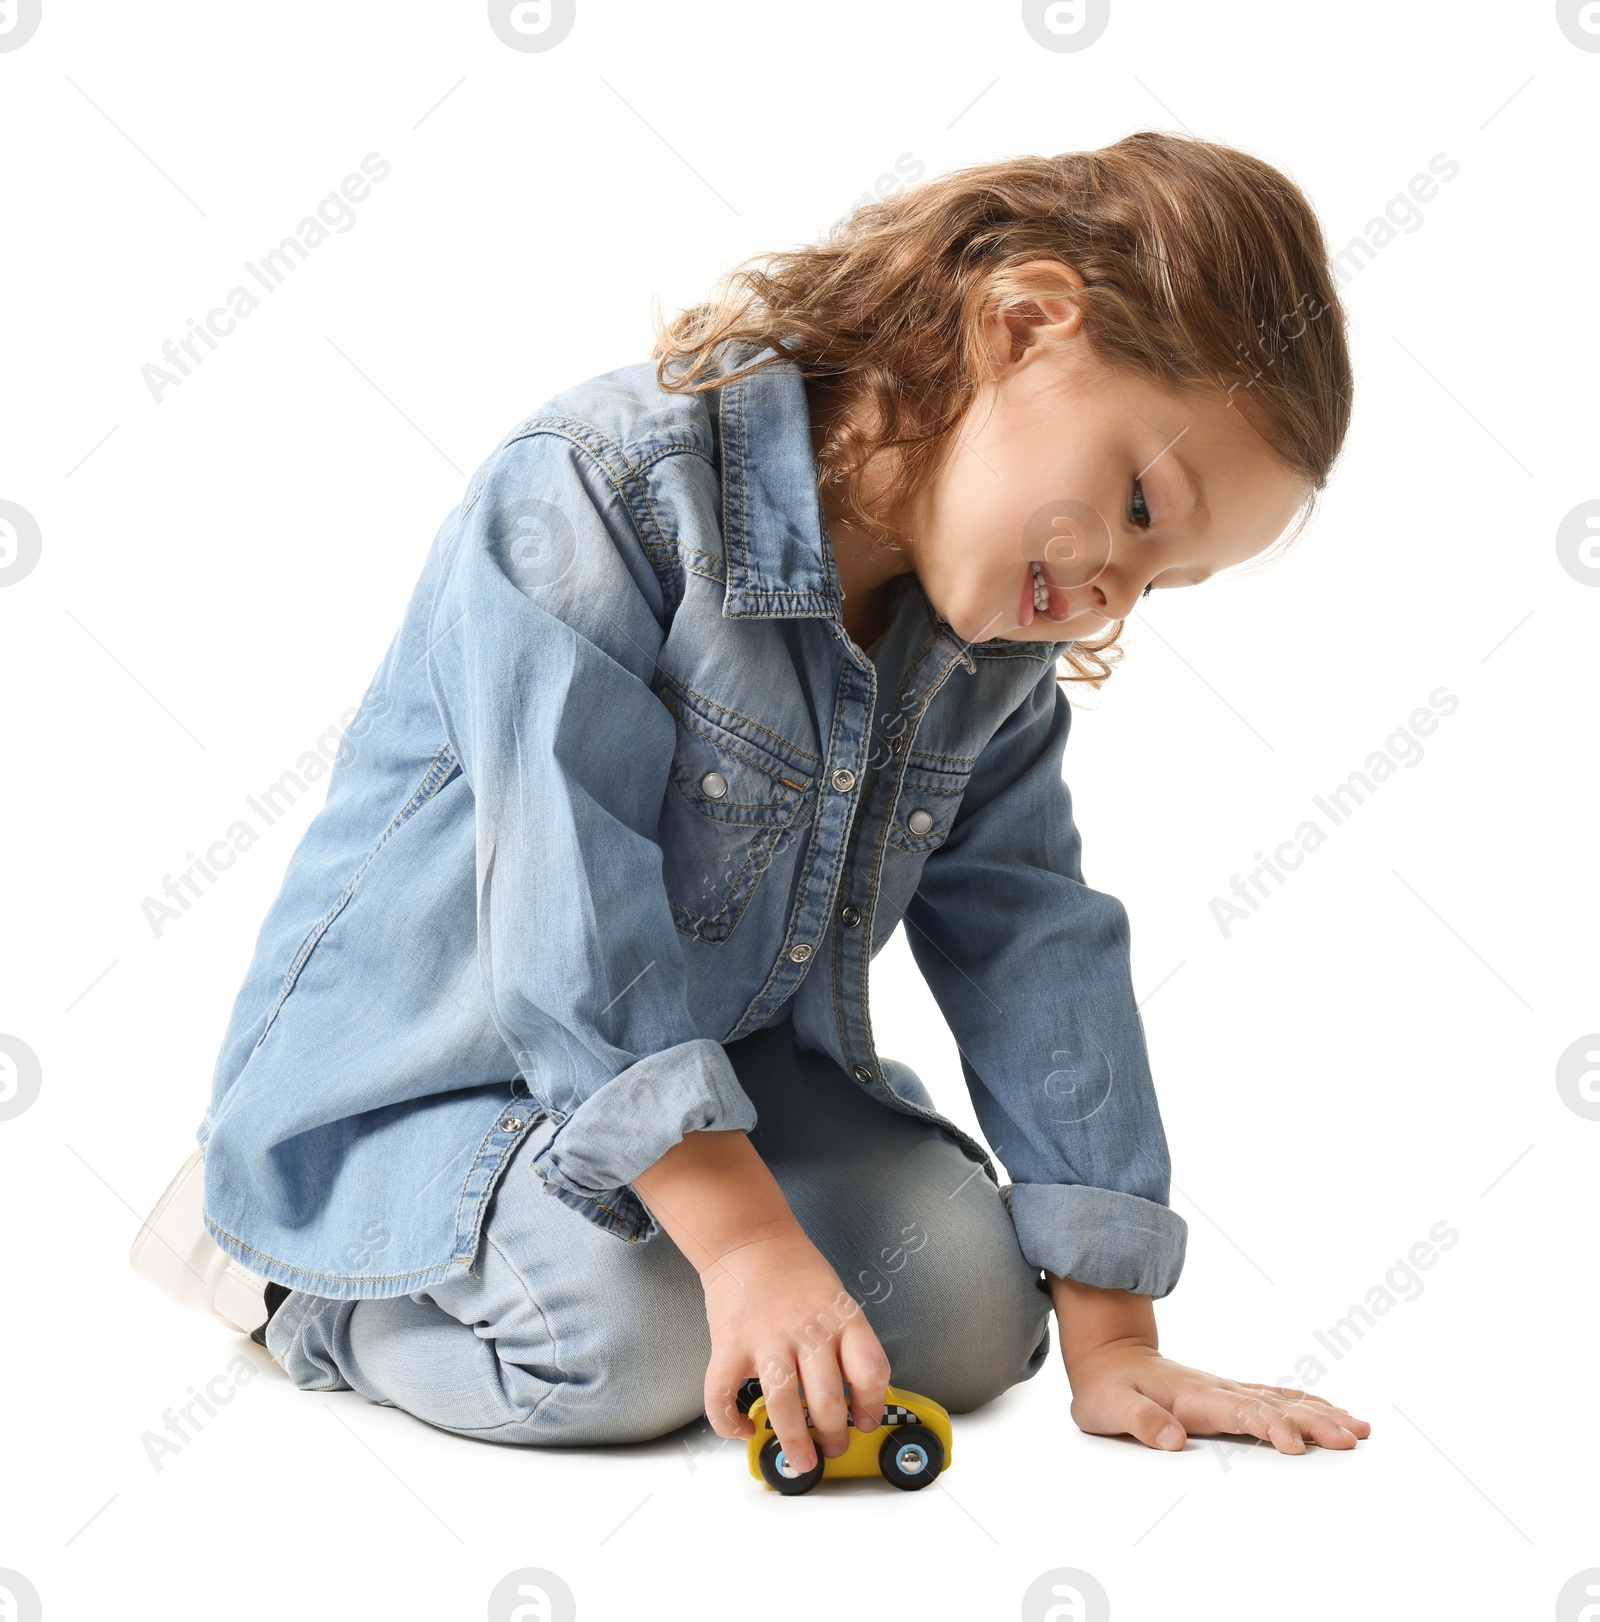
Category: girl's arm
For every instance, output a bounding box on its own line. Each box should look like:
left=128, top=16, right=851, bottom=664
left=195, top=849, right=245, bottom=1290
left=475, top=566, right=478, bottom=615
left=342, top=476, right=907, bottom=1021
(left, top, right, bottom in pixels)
left=903, top=662, right=1187, bottom=1296
left=633, top=1128, right=891, bottom=1474
left=1051, top=1273, right=1158, bottom=1369
left=425, top=428, right=766, bottom=1239
left=905, top=660, right=1370, bottom=1452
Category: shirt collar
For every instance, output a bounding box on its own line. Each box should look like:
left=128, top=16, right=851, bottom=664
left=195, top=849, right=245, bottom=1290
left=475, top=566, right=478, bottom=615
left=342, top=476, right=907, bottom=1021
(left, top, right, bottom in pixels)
left=713, top=340, right=845, bottom=621
left=706, top=339, right=1068, bottom=669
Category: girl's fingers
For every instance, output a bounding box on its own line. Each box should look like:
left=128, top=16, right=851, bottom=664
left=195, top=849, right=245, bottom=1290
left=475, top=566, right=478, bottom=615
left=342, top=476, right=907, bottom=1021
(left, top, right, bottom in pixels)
left=1295, top=1410, right=1361, bottom=1448
left=796, top=1349, right=850, bottom=1459
left=1236, top=1381, right=1358, bottom=1416
left=1077, top=1365, right=1370, bottom=1454
left=839, top=1319, right=891, bottom=1432
left=1233, top=1382, right=1328, bottom=1407
left=1186, top=1390, right=1305, bottom=1454
left=1119, top=1392, right=1189, bottom=1451
left=703, top=1357, right=754, bottom=1440
left=1263, top=1396, right=1368, bottom=1446
left=1232, top=1382, right=1372, bottom=1438
left=759, top=1357, right=817, bottom=1474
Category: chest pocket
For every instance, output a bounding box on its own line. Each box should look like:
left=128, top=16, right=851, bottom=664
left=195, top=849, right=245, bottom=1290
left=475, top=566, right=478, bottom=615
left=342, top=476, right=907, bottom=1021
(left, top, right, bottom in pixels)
left=886, top=751, right=971, bottom=854
left=655, top=679, right=816, bottom=943
left=873, top=750, right=973, bottom=953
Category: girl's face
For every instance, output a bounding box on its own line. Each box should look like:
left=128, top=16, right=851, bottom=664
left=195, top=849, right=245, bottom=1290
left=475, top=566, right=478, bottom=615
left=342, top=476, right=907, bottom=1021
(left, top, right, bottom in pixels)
left=893, top=280, right=1315, bottom=648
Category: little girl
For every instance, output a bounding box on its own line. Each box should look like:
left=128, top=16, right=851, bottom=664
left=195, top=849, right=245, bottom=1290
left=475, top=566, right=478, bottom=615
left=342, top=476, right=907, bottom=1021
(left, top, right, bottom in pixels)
left=133, top=129, right=1370, bottom=1472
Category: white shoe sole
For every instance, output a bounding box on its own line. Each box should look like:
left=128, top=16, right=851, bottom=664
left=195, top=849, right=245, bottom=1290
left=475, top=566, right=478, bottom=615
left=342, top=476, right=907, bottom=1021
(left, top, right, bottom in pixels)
left=129, top=1147, right=270, bottom=1334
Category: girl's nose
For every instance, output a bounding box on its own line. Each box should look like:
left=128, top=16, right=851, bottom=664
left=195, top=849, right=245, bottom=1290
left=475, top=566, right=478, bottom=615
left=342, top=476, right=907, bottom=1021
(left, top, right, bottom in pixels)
left=1092, top=579, right=1145, bottom=620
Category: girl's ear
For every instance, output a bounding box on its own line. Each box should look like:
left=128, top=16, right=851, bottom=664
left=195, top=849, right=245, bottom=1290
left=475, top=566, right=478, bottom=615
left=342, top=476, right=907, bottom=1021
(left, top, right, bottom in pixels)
left=982, top=259, right=1088, bottom=373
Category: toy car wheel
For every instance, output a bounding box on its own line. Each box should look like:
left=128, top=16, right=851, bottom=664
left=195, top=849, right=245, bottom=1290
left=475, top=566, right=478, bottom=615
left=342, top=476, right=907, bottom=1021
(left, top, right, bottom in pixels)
left=758, top=1436, right=825, bottom=1496
left=735, top=1377, right=763, bottom=1417
left=878, top=1424, right=944, bottom=1490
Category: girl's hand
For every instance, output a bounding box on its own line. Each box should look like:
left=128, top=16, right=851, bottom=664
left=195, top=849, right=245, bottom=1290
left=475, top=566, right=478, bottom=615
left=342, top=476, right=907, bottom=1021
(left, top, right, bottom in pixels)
left=1066, top=1339, right=1372, bottom=1454
left=699, top=1218, right=891, bottom=1474
left=630, top=1127, right=890, bottom=1472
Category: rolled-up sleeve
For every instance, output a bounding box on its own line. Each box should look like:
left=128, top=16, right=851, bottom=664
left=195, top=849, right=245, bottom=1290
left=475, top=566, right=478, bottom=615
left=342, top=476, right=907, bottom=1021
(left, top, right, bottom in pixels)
left=902, top=658, right=1187, bottom=1297
left=425, top=426, right=756, bottom=1242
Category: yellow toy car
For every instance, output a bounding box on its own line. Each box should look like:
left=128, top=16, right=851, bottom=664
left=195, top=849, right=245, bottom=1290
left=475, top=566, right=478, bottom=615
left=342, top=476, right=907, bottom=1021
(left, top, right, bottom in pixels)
left=742, top=1380, right=952, bottom=1495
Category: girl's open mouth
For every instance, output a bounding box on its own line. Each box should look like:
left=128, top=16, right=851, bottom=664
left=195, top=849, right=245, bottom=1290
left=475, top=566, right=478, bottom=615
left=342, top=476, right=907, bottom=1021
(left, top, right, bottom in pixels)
left=1019, top=560, right=1070, bottom=627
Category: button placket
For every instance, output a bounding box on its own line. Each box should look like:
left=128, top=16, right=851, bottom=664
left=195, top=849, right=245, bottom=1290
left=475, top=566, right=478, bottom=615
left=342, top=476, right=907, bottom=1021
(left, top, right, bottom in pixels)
left=834, top=641, right=981, bottom=1107
left=738, top=639, right=877, bottom=1044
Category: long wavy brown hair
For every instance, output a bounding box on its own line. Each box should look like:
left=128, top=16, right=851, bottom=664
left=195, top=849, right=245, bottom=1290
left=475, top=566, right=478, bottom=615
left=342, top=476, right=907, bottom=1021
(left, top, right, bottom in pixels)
left=650, top=130, right=1353, bottom=688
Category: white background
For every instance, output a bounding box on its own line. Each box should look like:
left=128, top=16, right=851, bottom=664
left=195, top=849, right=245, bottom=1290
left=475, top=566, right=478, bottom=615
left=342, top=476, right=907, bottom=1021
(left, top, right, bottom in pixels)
left=1, top=2, right=1594, bottom=1619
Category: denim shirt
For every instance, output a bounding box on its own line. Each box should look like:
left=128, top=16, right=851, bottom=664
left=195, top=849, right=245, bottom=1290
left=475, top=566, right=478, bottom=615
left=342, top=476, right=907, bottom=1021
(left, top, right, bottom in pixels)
left=197, top=339, right=1188, bottom=1303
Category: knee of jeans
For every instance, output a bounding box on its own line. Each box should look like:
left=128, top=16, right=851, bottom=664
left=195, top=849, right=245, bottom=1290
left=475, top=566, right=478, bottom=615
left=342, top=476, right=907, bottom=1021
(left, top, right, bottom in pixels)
left=851, top=1161, right=1053, bottom=1415
left=908, top=1277, right=1052, bottom=1416
left=585, top=1318, right=708, bottom=1442
left=491, top=1289, right=711, bottom=1447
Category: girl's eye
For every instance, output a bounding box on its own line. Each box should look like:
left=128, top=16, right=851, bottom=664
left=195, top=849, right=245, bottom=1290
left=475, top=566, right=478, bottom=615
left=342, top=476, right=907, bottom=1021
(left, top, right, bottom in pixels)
left=1128, top=476, right=1152, bottom=530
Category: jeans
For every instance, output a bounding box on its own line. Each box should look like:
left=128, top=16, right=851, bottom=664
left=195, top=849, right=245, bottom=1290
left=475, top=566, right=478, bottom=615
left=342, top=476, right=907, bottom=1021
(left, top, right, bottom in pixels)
left=265, top=1016, right=1055, bottom=1444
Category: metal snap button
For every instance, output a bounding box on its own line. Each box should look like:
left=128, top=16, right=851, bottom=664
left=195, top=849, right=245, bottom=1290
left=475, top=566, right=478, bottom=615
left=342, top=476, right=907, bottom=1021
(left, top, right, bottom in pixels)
left=788, top=943, right=813, bottom=963
left=888, top=734, right=905, bottom=754
left=830, top=767, right=856, bottom=792
left=501, top=1117, right=524, bottom=1132
left=906, top=808, right=935, bottom=836
left=840, top=904, right=861, bottom=928
left=700, top=770, right=729, bottom=799
left=851, top=1064, right=874, bottom=1085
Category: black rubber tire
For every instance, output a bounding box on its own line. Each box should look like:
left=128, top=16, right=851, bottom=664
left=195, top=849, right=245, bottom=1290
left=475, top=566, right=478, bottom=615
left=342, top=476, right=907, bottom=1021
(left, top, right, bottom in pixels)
left=758, top=1435, right=825, bottom=1496
left=735, top=1377, right=763, bottom=1417
left=878, top=1424, right=945, bottom=1490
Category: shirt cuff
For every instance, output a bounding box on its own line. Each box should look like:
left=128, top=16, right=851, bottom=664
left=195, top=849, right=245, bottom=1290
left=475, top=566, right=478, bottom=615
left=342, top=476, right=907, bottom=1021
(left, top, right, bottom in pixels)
left=1004, top=1183, right=1188, bottom=1298
left=523, top=1037, right=757, bottom=1242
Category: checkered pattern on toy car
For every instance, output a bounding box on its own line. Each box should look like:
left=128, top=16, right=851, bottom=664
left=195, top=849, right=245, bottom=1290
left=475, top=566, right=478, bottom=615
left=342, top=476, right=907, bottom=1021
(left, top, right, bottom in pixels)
left=763, top=1403, right=921, bottom=1430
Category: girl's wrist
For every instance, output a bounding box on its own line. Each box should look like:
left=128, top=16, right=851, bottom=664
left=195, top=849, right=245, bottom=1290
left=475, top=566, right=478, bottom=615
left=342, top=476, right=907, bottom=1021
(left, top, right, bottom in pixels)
left=695, top=1214, right=811, bottom=1277
left=632, top=1128, right=800, bottom=1276
left=1046, top=1271, right=1160, bottom=1375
